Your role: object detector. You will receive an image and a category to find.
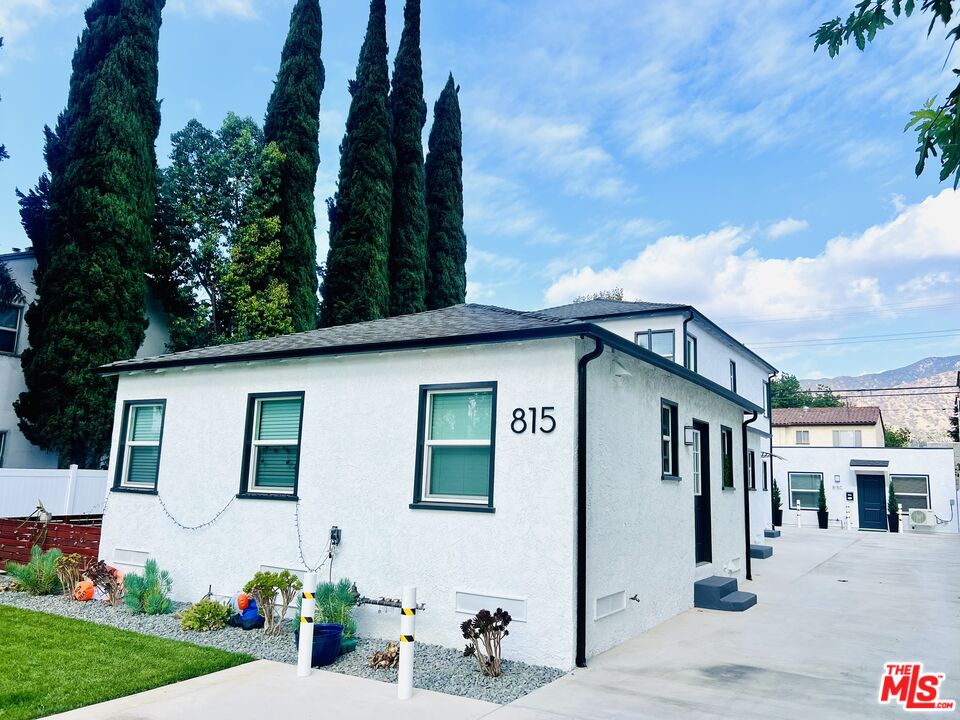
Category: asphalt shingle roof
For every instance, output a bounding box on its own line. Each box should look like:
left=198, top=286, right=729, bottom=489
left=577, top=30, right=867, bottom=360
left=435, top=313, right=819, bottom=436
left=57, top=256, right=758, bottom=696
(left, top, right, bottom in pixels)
left=536, top=299, right=687, bottom=320
left=771, top=407, right=882, bottom=427
left=99, top=304, right=582, bottom=373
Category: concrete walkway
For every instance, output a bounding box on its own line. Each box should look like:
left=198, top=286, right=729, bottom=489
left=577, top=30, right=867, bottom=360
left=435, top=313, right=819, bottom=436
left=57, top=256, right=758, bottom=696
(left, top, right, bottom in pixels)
left=52, top=527, right=960, bottom=719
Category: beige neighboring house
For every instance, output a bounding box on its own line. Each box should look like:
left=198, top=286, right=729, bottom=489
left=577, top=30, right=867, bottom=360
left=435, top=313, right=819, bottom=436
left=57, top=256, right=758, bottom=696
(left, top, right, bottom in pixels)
left=772, top=406, right=885, bottom=448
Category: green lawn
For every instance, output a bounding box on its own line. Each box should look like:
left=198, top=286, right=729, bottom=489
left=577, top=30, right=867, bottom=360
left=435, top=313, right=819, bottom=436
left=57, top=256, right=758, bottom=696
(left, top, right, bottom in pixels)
left=0, top=605, right=253, bottom=720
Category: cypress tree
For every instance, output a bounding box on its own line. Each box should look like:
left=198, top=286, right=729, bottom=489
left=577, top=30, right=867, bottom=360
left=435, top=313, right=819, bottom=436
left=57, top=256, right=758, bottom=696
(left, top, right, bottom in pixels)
left=262, top=0, right=325, bottom=332
left=15, top=0, right=164, bottom=467
left=424, top=74, right=466, bottom=310
left=320, top=0, right=394, bottom=327
left=388, top=0, right=428, bottom=316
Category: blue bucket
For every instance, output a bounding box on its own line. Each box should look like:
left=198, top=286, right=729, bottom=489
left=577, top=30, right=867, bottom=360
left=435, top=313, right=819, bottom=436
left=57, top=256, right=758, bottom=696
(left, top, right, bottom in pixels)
left=294, top=623, right=344, bottom=667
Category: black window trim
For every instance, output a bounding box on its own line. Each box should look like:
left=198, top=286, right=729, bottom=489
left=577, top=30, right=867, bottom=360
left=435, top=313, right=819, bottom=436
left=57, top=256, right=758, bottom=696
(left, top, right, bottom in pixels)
left=635, top=329, right=676, bottom=363
left=747, top=449, right=756, bottom=491
left=0, top=303, right=23, bottom=357
left=787, top=470, right=823, bottom=510
left=661, top=398, right=680, bottom=481
left=684, top=332, right=698, bottom=372
left=889, top=473, right=931, bottom=514
left=729, top=359, right=737, bottom=393
left=411, top=381, right=498, bottom=513
left=237, top=390, right=305, bottom=501
left=112, top=398, right=167, bottom=494
left=720, top=424, right=735, bottom=490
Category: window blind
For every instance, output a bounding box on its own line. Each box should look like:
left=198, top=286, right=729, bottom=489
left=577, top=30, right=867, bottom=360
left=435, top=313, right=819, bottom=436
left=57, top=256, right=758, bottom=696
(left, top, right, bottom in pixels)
left=258, top=398, right=302, bottom=440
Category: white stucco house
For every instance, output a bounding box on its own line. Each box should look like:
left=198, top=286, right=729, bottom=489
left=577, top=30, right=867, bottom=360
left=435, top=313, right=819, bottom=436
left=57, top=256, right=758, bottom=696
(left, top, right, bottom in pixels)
left=0, top=248, right=170, bottom=470
left=773, top=407, right=958, bottom=533
left=97, top=300, right=776, bottom=669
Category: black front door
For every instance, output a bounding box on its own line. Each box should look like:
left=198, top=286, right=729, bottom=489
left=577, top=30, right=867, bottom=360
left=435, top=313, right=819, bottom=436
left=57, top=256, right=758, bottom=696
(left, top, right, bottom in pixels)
left=857, top=474, right=886, bottom=530
left=693, top=421, right=712, bottom=563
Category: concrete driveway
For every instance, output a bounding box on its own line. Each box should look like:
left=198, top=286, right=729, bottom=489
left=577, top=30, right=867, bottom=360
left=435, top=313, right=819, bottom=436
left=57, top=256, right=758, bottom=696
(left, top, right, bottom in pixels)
left=494, top=527, right=960, bottom=719
left=52, top=527, right=959, bottom=719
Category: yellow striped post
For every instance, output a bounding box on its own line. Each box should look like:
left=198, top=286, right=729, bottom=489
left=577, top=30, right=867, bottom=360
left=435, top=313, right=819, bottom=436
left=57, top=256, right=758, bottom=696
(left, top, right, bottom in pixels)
left=297, top=572, right=317, bottom=677
left=398, top=585, right=417, bottom=699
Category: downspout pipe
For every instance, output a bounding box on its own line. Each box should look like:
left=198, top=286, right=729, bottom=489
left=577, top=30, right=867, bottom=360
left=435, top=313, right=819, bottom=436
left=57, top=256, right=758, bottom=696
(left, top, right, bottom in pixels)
left=576, top=336, right=604, bottom=669
left=767, top=373, right=776, bottom=528
left=742, top=410, right=758, bottom=581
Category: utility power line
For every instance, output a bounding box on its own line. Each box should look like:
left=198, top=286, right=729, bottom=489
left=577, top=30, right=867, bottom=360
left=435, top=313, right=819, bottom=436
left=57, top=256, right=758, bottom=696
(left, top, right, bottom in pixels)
left=805, top=383, right=959, bottom=393
left=721, top=297, right=960, bottom=327
left=748, top=327, right=960, bottom=348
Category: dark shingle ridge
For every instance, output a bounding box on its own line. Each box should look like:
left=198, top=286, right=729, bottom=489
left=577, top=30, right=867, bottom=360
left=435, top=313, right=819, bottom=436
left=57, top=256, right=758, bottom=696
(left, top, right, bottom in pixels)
left=536, top=299, right=687, bottom=320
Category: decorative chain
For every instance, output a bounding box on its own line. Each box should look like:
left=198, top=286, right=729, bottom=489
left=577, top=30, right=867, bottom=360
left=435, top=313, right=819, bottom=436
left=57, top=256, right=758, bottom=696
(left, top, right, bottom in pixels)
left=156, top=493, right=235, bottom=531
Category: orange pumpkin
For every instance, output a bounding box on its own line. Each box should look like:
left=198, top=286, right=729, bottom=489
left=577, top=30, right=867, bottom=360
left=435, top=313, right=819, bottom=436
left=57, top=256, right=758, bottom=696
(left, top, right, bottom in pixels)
left=236, top=592, right=249, bottom=611
left=74, top=580, right=94, bottom=602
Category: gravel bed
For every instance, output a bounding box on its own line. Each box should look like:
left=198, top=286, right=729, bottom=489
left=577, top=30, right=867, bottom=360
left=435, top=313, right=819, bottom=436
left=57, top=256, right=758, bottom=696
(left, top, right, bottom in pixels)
left=0, top=589, right=564, bottom=704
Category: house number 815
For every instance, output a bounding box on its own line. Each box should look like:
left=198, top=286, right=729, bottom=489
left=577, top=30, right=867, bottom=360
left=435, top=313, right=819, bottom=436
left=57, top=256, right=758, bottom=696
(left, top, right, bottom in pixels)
left=511, top=406, right=556, bottom=434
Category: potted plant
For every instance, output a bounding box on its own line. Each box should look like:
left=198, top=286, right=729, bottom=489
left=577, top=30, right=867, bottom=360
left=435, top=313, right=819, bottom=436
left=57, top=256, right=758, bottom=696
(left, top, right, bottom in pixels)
left=772, top=480, right=783, bottom=527
left=817, top=478, right=829, bottom=529
left=887, top=480, right=900, bottom=533
left=294, top=578, right=358, bottom=663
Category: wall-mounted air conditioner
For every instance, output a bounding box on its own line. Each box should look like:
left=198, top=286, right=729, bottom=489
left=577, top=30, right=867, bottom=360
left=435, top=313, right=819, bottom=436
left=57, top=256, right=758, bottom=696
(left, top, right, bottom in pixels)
left=909, top=509, right=936, bottom=528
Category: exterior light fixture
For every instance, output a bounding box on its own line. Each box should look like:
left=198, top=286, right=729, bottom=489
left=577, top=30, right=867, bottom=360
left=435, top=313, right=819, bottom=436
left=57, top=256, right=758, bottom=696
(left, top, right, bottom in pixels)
left=834, top=474, right=841, bottom=484
left=684, top=426, right=696, bottom=446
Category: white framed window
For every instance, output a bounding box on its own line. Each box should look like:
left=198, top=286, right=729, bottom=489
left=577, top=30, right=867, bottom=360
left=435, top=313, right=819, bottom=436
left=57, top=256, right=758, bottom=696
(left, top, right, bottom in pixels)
left=748, top=450, right=756, bottom=490
left=115, top=401, right=165, bottom=490
left=692, top=428, right=702, bottom=495
left=729, top=360, right=737, bottom=392
left=0, top=305, right=21, bottom=354
left=241, top=393, right=304, bottom=495
left=721, top=426, right=734, bottom=488
left=789, top=472, right=822, bottom=509
left=661, top=400, right=678, bottom=478
left=685, top=333, right=698, bottom=372
left=833, top=430, right=862, bottom=447
left=415, top=384, right=496, bottom=507
left=635, top=329, right=676, bottom=362
left=796, top=430, right=810, bottom=445
left=890, top=475, right=930, bottom=512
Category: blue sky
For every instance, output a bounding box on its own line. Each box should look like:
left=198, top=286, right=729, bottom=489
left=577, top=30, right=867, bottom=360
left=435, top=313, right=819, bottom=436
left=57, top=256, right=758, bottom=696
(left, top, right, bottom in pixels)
left=0, top=0, right=958, bottom=379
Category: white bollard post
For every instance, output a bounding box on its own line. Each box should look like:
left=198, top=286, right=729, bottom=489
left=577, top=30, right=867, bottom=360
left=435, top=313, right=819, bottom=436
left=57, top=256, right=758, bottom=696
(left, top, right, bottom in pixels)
left=898, top=503, right=904, bottom=533
left=297, top=572, right=317, bottom=677
left=796, top=500, right=802, bottom=528
left=398, top=585, right=416, bottom=700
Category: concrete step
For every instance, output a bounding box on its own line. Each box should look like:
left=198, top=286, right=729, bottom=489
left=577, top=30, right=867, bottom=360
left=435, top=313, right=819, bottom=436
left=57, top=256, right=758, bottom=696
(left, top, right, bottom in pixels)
left=750, top=544, right=773, bottom=559
left=718, top=590, right=757, bottom=612
left=694, top=576, right=738, bottom=609
left=764, top=529, right=781, bottom=538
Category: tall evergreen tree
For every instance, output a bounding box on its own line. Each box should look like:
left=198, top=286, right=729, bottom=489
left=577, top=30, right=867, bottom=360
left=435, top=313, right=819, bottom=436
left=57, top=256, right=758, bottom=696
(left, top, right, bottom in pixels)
left=320, top=0, right=394, bottom=327
left=262, top=0, right=325, bottom=332
left=15, top=0, right=164, bottom=467
left=388, top=0, right=428, bottom=316
left=424, top=74, right=466, bottom=310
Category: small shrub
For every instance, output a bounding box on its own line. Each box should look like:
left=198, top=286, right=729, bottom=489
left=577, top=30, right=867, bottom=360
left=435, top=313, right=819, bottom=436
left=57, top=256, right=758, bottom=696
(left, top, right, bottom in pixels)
left=55, top=553, right=85, bottom=599
left=817, top=478, right=828, bottom=513
left=369, top=642, right=399, bottom=669
left=772, top=479, right=782, bottom=510
left=124, top=559, right=173, bottom=615
left=315, top=578, right=357, bottom=638
left=888, top=480, right=899, bottom=515
left=5, top=546, right=62, bottom=595
left=462, top=608, right=511, bottom=678
left=84, top=560, right=123, bottom=606
left=243, top=570, right=301, bottom=635
left=180, top=598, right=231, bottom=632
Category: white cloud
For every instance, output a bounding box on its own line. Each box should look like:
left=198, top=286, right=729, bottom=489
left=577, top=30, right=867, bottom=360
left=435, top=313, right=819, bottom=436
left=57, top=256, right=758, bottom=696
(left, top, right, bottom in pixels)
left=166, top=0, right=257, bottom=19
left=767, top=217, right=808, bottom=239
left=544, top=190, right=960, bottom=333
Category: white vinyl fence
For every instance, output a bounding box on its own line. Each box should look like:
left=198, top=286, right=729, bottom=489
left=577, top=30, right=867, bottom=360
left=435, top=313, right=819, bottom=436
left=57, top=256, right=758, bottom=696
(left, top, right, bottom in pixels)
left=0, top=465, right=109, bottom=518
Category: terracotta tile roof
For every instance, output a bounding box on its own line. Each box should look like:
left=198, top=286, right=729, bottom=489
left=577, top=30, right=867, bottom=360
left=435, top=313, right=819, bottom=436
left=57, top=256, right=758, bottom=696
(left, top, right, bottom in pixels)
left=771, top=406, right=882, bottom=427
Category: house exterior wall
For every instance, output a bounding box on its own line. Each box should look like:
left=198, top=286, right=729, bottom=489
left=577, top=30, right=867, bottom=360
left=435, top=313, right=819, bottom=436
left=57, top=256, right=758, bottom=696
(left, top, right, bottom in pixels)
left=747, top=428, right=772, bottom=544
left=772, top=422, right=884, bottom=448
left=583, top=343, right=748, bottom=659
left=99, top=339, right=580, bottom=668
left=774, top=445, right=957, bottom=533
left=0, top=250, right=170, bottom=470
